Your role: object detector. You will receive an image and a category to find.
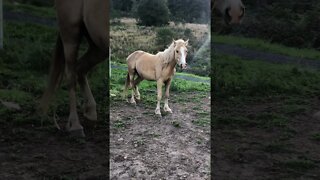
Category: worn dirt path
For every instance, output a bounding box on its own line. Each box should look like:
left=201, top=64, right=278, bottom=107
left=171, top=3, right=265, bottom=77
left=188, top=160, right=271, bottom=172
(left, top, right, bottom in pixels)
left=110, top=92, right=211, bottom=179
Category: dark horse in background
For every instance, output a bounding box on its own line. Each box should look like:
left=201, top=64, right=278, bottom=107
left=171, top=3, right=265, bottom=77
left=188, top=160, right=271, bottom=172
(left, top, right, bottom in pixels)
left=40, top=0, right=109, bottom=137
left=213, top=0, right=245, bottom=24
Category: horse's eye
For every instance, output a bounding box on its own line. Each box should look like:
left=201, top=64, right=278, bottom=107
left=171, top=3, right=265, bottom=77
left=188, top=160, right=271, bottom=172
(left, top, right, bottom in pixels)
left=176, top=50, right=179, bottom=53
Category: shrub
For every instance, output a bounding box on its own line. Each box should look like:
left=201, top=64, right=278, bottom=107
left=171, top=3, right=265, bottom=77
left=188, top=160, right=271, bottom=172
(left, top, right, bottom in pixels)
left=156, top=27, right=175, bottom=49
left=136, top=0, right=170, bottom=26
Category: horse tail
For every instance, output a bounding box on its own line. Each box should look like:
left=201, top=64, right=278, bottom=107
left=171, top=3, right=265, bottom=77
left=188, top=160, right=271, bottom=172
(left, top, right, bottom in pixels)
left=39, top=34, right=65, bottom=113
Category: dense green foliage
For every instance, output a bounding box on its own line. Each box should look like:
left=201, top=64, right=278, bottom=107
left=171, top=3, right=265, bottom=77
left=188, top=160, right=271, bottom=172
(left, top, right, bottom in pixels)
left=111, top=0, right=210, bottom=24
left=136, top=0, right=170, bottom=26
left=213, top=0, right=320, bottom=50
left=168, top=0, right=210, bottom=23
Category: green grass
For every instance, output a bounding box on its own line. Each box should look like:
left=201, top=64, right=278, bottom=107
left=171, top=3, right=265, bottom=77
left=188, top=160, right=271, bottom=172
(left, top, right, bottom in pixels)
left=213, top=34, right=320, bottom=60
left=192, top=117, right=210, bottom=127
left=4, top=1, right=56, bottom=18
left=214, top=53, right=320, bottom=98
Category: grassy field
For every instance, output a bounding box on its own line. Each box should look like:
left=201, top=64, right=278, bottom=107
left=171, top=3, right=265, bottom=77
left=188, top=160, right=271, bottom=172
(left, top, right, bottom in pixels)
left=213, top=51, right=320, bottom=178
left=3, top=1, right=55, bottom=18
left=214, top=34, right=320, bottom=60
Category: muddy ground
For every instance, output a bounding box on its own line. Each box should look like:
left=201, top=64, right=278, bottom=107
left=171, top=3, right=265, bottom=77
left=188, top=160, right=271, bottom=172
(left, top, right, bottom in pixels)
left=0, top=115, right=108, bottom=179
left=110, top=92, right=211, bottom=179
left=212, top=95, right=320, bottom=179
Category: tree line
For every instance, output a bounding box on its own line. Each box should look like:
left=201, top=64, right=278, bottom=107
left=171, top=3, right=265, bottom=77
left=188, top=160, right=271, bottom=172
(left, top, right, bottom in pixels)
left=111, top=0, right=210, bottom=25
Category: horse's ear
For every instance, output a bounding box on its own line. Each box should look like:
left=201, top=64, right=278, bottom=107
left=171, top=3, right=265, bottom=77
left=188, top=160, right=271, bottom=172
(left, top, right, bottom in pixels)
left=172, top=39, right=176, bottom=46
left=185, top=39, right=189, bottom=46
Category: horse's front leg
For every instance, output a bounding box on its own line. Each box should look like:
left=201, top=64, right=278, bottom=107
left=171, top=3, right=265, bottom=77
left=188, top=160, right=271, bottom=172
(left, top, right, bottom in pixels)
left=163, top=78, right=172, bottom=113
left=64, top=42, right=84, bottom=137
left=155, top=80, right=163, bottom=116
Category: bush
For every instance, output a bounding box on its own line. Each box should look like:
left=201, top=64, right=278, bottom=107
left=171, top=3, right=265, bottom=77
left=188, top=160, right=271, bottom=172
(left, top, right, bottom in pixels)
left=156, top=28, right=175, bottom=49
left=136, top=0, right=170, bottom=26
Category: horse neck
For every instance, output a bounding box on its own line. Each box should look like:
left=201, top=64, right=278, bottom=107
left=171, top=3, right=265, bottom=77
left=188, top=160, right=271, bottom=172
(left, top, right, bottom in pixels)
left=158, top=43, right=176, bottom=68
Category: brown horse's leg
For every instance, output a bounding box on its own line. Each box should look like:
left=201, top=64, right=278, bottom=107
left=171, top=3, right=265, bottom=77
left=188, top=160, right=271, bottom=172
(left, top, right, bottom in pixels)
left=155, top=80, right=163, bottom=116
left=77, top=44, right=106, bottom=121
left=163, top=78, right=173, bottom=113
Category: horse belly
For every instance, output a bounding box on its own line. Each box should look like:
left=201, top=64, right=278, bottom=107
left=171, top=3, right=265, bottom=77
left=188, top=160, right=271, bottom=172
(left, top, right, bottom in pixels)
left=138, top=69, right=156, bottom=80
left=136, top=63, right=156, bottom=80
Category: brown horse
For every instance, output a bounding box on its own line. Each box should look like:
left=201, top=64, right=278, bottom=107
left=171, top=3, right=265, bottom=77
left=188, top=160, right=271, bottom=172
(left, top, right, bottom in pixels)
left=40, top=0, right=109, bottom=137
left=213, top=0, right=245, bottom=24
left=124, top=39, right=189, bottom=117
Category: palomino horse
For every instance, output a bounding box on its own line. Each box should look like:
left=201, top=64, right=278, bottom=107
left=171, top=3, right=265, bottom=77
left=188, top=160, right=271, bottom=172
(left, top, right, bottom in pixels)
left=124, top=39, right=189, bottom=117
left=213, top=0, right=245, bottom=24
left=40, top=0, right=109, bottom=137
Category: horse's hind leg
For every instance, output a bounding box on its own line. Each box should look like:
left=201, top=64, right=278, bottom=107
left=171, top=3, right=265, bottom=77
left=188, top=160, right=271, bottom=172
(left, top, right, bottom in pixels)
left=133, top=76, right=143, bottom=100
left=163, top=78, right=173, bottom=113
left=77, top=42, right=107, bottom=121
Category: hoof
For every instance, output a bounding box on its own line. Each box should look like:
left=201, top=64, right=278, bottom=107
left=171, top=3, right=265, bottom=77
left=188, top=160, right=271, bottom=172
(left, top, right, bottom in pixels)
left=130, top=99, right=136, bottom=105
left=156, top=113, right=162, bottom=118
left=164, top=108, right=172, bottom=114
left=69, top=129, right=86, bottom=138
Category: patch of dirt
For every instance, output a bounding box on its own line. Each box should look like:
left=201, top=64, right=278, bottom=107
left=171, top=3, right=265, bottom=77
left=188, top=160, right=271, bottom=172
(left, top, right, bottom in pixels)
left=110, top=93, right=211, bottom=179
left=0, top=117, right=108, bottom=179
left=212, top=96, right=320, bottom=179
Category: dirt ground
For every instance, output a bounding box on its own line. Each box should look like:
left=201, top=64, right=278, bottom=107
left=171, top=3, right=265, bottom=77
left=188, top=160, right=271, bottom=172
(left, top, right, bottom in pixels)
left=0, top=117, right=108, bottom=179
left=110, top=92, right=211, bottom=179
left=212, top=96, right=320, bottom=179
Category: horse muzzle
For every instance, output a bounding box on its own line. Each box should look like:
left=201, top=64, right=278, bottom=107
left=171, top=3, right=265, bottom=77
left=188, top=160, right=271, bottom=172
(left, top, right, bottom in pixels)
left=181, top=63, right=187, bottom=69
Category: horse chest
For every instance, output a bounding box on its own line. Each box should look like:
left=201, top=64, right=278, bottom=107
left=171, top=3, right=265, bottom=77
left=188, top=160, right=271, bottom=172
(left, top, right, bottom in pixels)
left=161, top=67, right=175, bottom=81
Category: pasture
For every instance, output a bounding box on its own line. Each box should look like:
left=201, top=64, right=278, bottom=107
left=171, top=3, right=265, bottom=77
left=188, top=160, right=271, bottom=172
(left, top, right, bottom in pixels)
left=213, top=37, right=320, bottom=178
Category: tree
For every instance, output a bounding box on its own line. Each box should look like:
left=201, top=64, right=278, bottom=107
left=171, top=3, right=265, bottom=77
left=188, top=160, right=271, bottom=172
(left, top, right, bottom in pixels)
left=136, top=0, right=170, bottom=26
left=168, top=0, right=210, bottom=24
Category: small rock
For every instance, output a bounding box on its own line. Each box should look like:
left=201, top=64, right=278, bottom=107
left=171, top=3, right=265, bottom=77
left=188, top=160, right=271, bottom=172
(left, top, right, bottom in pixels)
left=118, top=138, right=124, bottom=141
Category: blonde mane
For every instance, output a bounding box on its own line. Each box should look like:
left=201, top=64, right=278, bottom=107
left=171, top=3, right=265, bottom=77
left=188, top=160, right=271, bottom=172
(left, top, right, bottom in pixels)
left=156, top=42, right=175, bottom=64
